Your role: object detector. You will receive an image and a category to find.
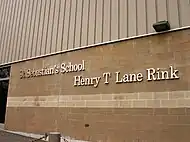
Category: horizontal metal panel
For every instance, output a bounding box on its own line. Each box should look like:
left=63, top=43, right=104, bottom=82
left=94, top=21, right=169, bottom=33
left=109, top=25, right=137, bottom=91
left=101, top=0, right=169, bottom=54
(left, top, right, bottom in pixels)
left=0, top=0, right=190, bottom=65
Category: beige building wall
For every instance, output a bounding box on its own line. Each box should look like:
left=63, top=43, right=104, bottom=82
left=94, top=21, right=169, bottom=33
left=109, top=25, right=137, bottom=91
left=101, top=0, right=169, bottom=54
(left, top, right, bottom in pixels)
left=0, top=0, right=190, bottom=65
left=5, top=28, right=190, bottom=142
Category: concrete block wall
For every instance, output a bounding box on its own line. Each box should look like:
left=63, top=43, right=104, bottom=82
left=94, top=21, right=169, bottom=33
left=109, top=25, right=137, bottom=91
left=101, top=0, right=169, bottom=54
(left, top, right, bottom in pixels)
left=5, top=28, right=190, bottom=142
left=7, top=91, right=190, bottom=108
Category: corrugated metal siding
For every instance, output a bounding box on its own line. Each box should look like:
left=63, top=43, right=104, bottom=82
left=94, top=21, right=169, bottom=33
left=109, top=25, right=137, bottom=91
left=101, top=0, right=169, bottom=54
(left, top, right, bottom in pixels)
left=0, top=0, right=190, bottom=65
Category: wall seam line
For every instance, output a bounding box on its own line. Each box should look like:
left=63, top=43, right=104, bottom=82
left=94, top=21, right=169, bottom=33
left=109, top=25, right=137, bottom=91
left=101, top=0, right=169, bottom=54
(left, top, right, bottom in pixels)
left=29, top=1, right=38, bottom=57
left=0, top=0, right=9, bottom=63
left=25, top=0, right=35, bottom=59
left=39, top=0, right=47, bottom=56
left=4, top=0, right=14, bottom=63
left=94, top=0, right=97, bottom=44
left=15, top=0, right=25, bottom=61
left=9, top=0, right=18, bottom=62
left=126, top=0, right=129, bottom=37
left=66, top=0, right=72, bottom=50
left=44, top=0, right=51, bottom=54
left=6, top=0, right=17, bottom=63
left=21, top=0, right=30, bottom=59
left=166, top=0, right=169, bottom=21
left=79, top=0, right=84, bottom=48
left=109, top=0, right=112, bottom=41
left=29, top=0, right=38, bottom=58
left=55, top=0, right=61, bottom=52
left=155, top=0, right=158, bottom=22
left=0, top=0, right=6, bottom=63
left=18, top=0, right=28, bottom=60
left=177, top=0, right=181, bottom=27
left=34, top=0, right=43, bottom=57
left=73, top=0, right=78, bottom=48
left=60, top=0, right=67, bottom=51
left=101, top=0, right=104, bottom=43
left=145, top=0, right=148, bottom=34
left=1, top=0, right=11, bottom=63
left=118, top=0, right=120, bottom=39
left=50, top=0, right=56, bottom=53
left=86, top=0, right=90, bottom=45
left=136, top=0, right=138, bottom=36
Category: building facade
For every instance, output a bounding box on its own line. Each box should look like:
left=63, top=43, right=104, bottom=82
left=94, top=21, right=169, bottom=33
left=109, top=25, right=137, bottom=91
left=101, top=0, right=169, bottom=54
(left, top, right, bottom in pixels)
left=0, top=0, right=190, bottom=65
left=0, top=0, right=190, bottom=142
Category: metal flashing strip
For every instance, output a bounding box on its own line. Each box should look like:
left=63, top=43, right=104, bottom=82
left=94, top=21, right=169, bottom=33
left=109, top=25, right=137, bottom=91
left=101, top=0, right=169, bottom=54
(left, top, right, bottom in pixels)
left=1, top=26, right=190, bottom=67
left=0, top=77, right=9, bottom=81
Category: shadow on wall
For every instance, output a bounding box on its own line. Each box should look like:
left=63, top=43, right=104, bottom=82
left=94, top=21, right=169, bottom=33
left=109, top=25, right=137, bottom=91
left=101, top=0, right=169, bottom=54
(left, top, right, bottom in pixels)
left=0, top=80, right=8, bottom=123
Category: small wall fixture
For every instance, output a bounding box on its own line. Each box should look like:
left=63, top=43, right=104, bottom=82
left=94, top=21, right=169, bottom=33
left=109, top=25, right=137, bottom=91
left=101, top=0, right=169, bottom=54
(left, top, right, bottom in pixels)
left=84, top=124, right=89, bottom=127
left=153, top=20, right=170, bottom=32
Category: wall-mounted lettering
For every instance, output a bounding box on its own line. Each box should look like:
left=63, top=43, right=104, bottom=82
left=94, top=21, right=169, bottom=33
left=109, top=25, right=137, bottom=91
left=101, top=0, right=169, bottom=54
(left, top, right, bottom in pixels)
left=19, top=60, right=180, bottom=88
left=20, top=60, right=85, bottom=79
